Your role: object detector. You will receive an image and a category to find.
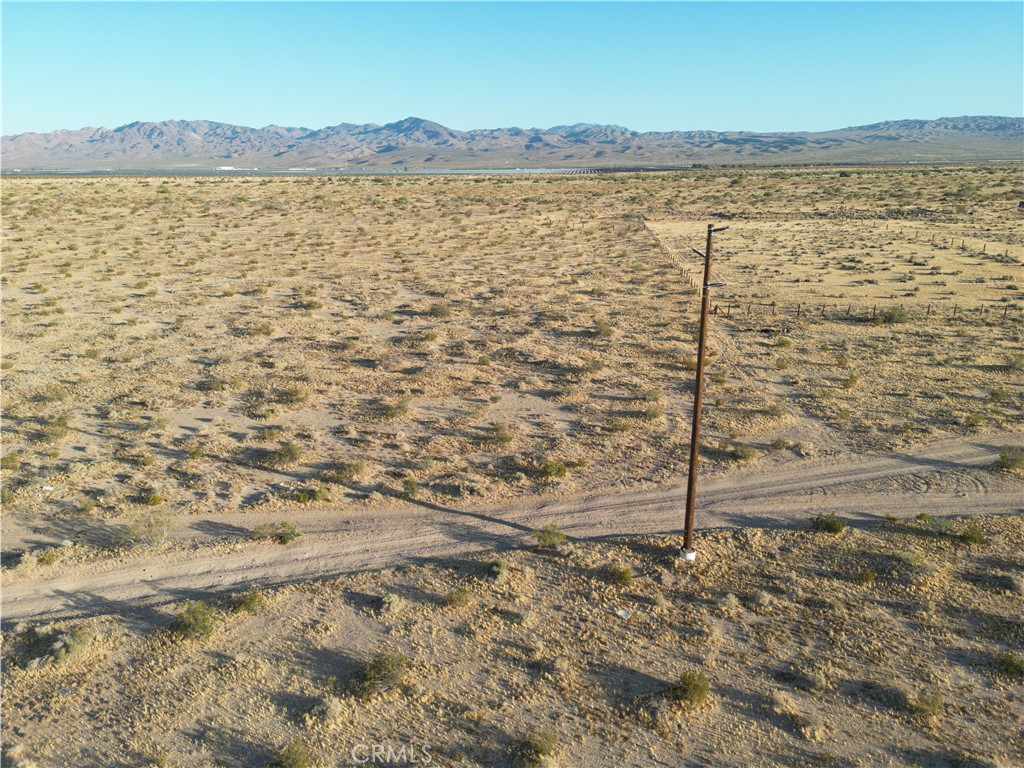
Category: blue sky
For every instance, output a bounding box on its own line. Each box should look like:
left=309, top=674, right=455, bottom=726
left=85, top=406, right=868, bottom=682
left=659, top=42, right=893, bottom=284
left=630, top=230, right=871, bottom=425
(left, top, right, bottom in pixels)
left=2, top=2, right=1022, bottom=135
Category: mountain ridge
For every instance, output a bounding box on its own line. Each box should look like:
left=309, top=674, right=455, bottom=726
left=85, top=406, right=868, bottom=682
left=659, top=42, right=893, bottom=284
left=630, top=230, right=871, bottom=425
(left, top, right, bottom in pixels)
left=4, top=115, right=1021, bottom=169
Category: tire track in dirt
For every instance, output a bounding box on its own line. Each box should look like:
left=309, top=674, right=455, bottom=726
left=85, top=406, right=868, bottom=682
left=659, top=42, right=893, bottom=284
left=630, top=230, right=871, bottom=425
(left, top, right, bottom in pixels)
left=3, top=431, right=1021, bottom=623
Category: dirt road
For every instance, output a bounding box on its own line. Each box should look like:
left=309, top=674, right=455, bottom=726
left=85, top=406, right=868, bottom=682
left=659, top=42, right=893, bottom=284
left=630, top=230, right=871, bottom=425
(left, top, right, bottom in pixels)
left=3, top=431, right=1021, bottom=623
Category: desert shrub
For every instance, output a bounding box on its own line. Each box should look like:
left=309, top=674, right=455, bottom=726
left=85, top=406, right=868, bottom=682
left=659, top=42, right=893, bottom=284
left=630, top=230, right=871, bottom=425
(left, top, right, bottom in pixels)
left=995, top=651, right=1024, bottom=679
left=519, top=727, right=558, bottom=764
left=995, top=445, right=1024, bottom=471
left=811, top=514, right=847, bottom=534
left=258, top=426, right=284, bottom=442
left=770, top=437, right=790, bottom=451
left=775, top=337, right=792, bottom=349
left=233, top=586, right=265, bottom=614
left=442, top=586, right=473, bottom=608
left=730, top=443, right=757, bottom=462
left=290, top=486, right=329, bottom=503
left=37, top=547, right=61, bottom=566
left=33, top=414, right=70, bottom=444
left=402, top=474, right=419, bottom=498
left=246, top=321, right=275, bottom=336
left=274, top=385, right=308, bottom=405
left=483, top=422, right=515, bottom=446
left=17, top=625, right=95, bottom=668
left=2, top=487, right=16, bottom=506
left=427, top=303, right=452, bottom=318
left=642, top=403, right=666, bottom=420
left=198, top=376, right=243, bottom=392
left=964, top=413, right=986, bottom=429
left=856, top=569, right=878, bottom=585
left=352, top=652, right=409, bottom=699
left=324, top=460, right=367, bottom=484
left=1, top=452, right=21, bottom=471
left=141, top=492, right=163, bottom=507
left=533, top=523, right=566, bottom=549
left=607, top=564, right=633, bottom=587
left=1005, top=353, right=1024, bottom=371
left=880, top=306, right=907, bottom=324
left=50, top=626, right=95, bottom=664
left=987, top=387, right=1008, bottom=404
left=957, top=522, right=987, bottom=546
left=114, top=512, right=171, bottom=548
left=170, top=600, right=218, bottom=640
left=369, top=397, right=411, bottom=421
left=250, top=521, right=301, bottom=545
left=608, top=418, right=632, bottom=434
left=271, top=739, right=312, bottom=768
left=489, top=559, right=509, bottom=579
left=841, top=373, right=860, bottom=389
left=538, top=458, right=568, bottom=479
left=901, top=550, right=926, bottom=568
left=263, top=442, right=303, bottom=467
left=667, top=671, right=711, bottom=709
left=593, top=318, right=615, bottom=338
left=909, top=690, right=943, bottom=721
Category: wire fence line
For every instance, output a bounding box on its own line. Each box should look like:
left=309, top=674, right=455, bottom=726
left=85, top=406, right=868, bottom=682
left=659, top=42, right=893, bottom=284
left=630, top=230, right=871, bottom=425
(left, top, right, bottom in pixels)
left=704, top=297, right=1020, bottom=324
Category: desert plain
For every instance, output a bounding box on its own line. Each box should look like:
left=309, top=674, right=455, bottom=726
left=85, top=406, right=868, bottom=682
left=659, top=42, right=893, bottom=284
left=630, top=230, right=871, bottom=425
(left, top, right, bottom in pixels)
left=1, top=165, right=1023, bottom=767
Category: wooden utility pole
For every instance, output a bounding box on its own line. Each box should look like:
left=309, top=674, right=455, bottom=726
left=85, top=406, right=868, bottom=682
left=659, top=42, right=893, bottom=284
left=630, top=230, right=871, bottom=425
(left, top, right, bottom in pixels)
left=682, top=224, right=728, bottom=559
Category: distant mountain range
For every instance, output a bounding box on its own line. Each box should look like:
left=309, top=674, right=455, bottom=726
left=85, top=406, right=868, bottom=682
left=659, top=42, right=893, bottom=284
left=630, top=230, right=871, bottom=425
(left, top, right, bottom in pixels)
left=3, top=116, right=1022, bottom=170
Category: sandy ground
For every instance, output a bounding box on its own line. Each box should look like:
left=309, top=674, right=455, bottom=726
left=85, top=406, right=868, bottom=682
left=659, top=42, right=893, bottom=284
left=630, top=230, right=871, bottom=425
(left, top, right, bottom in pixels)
left=2, top=166, right=1023, bottom=767
left=3, top=429, right=1022, bottom=624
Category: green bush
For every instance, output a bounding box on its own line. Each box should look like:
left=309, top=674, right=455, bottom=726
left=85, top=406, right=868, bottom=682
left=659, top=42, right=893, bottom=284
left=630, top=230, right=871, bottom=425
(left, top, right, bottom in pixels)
left=996, top=446, right=1024, bottom=471
left=538, top=458, right=568, bottom=479
left=996, top=651, right=1024, bottom=679
left=730, top=443, right=757, bottom=462
left=484, top=422, right=515, bottom=446
left=442, top=586, right=473, bottom=608
left=520, top=726, right=558, bottom=763
left=290, top=486, right=329, bottom=503
left=593, top=318, right=615, bottom=338
left=880, top=306, right=907, bottom=324
left=352, top=652, right=409, bottom=699
left=323, top=460, right=367, bottom=484
left=170, top=601, right=218, bottom=640
left=250, top=521, right=301, bottom=544
left=273, top=385, right=308, bottom=405
left=957, top=522, right=987, bottom=546
left=263, top=442, right=303, bottom=468
left=607, top=564, right=633, bottom=587
left=533, top=523, right=566, bottom=549
left=667, top=671, right=711, bottom=709
left=811, top=514, right=847, bottom=534
left=371, top=397, right=411, bottom=421
left=271, top=739, right=312, bottom=768
left=909, top=690, right=943, bottom=721
left=233, top=586, right=265, bottom=614
left=856, top=569, right=878, bottom=585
